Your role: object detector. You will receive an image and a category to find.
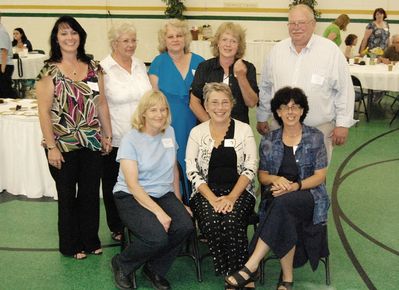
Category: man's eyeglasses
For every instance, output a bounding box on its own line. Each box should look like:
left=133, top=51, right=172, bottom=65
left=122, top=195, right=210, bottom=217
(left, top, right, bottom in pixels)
left=287, top=20, right=314, bottom=28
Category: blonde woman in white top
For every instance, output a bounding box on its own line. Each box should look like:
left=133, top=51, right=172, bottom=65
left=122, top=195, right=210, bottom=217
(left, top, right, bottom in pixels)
left=100, top=22, right=151, bottom=242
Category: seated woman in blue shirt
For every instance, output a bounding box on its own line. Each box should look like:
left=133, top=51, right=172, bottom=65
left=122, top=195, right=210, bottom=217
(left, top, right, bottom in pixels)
left=226, top=87, right=329, bottom=290
left=110, top=89, right=193, bottom=290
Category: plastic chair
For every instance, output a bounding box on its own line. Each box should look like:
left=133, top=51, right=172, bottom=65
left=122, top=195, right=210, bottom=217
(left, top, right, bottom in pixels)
left=351, top=75, right=369, bottom=122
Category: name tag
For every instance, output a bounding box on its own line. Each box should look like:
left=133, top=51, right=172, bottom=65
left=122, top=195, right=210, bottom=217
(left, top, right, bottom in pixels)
left=224, top=139, right=235, bottom=147
left=162, top=138, right=174, bottom=148
left=191, top=69, right=196, bottom=76
left=310, top=74, right=324, bottom=85
left=87, top=81, right=99, bottom=92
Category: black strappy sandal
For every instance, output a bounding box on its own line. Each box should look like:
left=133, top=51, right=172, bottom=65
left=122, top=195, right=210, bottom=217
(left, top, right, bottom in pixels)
left=225, top=266, right=259, bottom=288
left=276, top=281, right=294, bottom=290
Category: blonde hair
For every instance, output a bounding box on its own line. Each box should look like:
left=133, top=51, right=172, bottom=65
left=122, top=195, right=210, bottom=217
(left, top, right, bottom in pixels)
left=108, top=22, right=137, bottom=51
left=334, top=14, right=350, bottom=30
left=158, top=19, right=191, bottom=53
left=211, top=22, right=246, bottom=58
left=131, top=90, right=171, bottom=132
left=203, top=82, right=236, bottom=106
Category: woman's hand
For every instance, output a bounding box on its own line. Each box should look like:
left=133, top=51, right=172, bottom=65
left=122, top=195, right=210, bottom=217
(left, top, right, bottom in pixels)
left=155, top=211, right=172, bottom=232
left=233, top=59, right=247, bottom=79
left=212, top=195, right=237, bottom=214
left=271, top=176, right=293, bottom=191
left=101, top=137, right=112, bottom=155
left=47, top=148, right=65, bottom=170
left=271, top=183, right=299, bottom=197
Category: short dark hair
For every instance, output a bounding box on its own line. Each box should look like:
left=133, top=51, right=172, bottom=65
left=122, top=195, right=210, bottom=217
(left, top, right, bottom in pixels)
left=373, top=8, right=387, bottom=20
left=271, top=87, right=309, bottom=126
left=48, top=15, right=91, bottom=64
left=12, top=27, right=28, bottom=46
left=345, top=34, right=358, bottom=46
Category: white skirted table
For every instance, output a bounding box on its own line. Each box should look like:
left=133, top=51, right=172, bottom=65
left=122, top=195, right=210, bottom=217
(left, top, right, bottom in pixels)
left=0, top=99, right=57, bottom=199
left=12, top=53, right=46, bottom=80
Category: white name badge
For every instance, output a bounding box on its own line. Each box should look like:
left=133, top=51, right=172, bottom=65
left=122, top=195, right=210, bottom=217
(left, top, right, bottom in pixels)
left=87, top=81, right=99, bottom=92
left=162, top=138, right=174, bottom=148
left=310, top=74, right=324, bottom=86
left=224, top=139, right=235, bottom=147
left=191, top=69, right=196, bottom=76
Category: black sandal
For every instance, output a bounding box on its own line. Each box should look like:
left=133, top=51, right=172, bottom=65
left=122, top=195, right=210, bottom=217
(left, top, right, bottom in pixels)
left=276, top=281, right=294, bottom=290
left=225, top=266, right=259, bottom=288
left=111, top=232, right=123, bottom=242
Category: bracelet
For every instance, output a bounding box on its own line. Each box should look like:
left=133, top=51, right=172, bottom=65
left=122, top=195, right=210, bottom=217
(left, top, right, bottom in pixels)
left=297, top=180, right=302, bottom=191
left=47, top=144, right=57, bottom=150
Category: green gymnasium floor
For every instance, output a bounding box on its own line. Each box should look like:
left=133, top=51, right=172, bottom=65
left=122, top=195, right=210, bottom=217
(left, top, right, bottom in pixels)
left=1, top=102, right=398, bottom=290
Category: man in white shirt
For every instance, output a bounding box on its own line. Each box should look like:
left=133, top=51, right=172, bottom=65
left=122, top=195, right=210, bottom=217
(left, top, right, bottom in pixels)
left=257, top=4, right=355, bottom=161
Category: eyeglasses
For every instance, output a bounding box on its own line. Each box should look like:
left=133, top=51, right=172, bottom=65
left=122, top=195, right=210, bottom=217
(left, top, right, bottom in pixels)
left=279, top=104, right=302, bottom=112
left=220, top=38, right=238, bottom=45
left=117, top=39, right=137, bottom=45
left=287, top=20, right=314, bottom=28
left=208, top=100, right=231, bottom=107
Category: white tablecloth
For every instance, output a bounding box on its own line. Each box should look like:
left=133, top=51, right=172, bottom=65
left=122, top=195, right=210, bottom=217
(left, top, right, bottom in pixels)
left=190, top=40, right=278, bottom=74
left=12, top=53, right=46, bottom=80
left=349, top=63, right=399, bottom=91
left=0, top=99, right=57, bottom=198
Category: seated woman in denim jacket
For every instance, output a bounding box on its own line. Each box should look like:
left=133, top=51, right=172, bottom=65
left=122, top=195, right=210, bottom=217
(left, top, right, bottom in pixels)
left=226, top=87, right=329, bottom=290
left=111, top=90, right=193, bottom=290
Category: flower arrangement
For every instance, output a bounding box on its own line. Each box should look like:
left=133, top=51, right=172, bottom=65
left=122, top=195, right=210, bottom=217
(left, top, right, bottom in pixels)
left=361, top=47, right=384, bottom=58
left=289, top=0, right=321, bottom=18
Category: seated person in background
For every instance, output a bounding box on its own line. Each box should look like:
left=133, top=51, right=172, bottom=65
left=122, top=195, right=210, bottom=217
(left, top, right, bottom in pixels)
left=186, top=82, right=258, bottom=289
left=226, top=87, right=329, bottom=290
left=12, top=28, right=32, bottom=52
left=111, top=90, right=193, bottom=290
left=344, top=34, right=358, bottom=60
left=190, top=22, right=259, bottom=124
left=379, top=34, right=399, bottom=64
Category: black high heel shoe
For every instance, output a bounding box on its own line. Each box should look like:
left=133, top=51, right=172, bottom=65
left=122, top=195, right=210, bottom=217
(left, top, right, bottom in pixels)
left=225, top=266, right=259, bottom=288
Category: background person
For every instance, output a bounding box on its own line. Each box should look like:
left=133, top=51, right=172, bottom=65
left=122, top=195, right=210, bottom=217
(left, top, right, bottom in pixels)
left=36, top=15, right=112, bottom=260
left=186, top=82, right=258, bottom=289
left=149, top=19, right=204, bottom=194
left=359, top=8, right=390, bottom=54
left=344, top=34, right=358, bottom=60
left=12, top=27, right=33, bottom=52
left=190, top=22, right=259, bottom=124
left=100, top=22, right=151, bottom=242
left=111, top=90, right=193, bottom=290
left=379, top=34, right=399, bottom=64
left=226, top=87, right=329, bottom=290
left=323, top=14, right=350, bottom=47
left=0, top=15, right=17, bottom=98
left=256, top=4, right=355, bottom=162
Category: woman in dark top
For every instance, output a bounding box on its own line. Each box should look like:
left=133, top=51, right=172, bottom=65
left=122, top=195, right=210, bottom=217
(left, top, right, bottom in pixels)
left=12, top=28, right=33, bottom=52
left=226, top=87, right=329, bottom=290
left=190, top=22, right=259, bottom=124
left=186, top=83, right=258, bottom=289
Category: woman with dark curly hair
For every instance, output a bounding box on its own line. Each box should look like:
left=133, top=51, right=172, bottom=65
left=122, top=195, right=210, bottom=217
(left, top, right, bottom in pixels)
left=226, top=87, right=329, bottom=290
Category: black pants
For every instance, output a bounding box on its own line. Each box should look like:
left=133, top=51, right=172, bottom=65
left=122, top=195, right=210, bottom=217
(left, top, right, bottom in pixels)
left=0, top=65, right=17, bottom=98
left=114, top=191, right=194, bottom=276
left=101, top=147, right=123, bottom=233
left=48, top=148, right=102, bottom=256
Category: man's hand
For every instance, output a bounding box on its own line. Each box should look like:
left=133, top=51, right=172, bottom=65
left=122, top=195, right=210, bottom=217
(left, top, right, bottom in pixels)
left=331, top=127, right=349, bottom=146
left=256, top=121, right=270, bottom=135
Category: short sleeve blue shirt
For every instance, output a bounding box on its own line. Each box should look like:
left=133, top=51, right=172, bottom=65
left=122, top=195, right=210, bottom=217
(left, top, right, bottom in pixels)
left=113, top=126, right=178, bottom=198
